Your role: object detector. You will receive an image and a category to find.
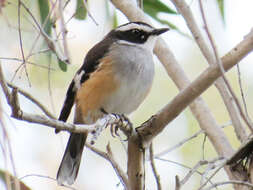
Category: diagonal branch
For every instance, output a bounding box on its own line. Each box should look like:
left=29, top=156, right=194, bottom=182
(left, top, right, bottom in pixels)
left=86, top=143, right=129, bottom=189
left=149, top=143, right=162, bottom=190
left=7, top=82, right=56, bottom=119
left=137, top=28, right=253, bottom=145
left=171, top=0, right=247, bottom=142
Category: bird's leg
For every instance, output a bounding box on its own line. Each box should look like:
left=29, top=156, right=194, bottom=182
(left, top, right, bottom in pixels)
left=110, top=113, right=133, bottom=139
left=100, top=108, right=133, bottom=139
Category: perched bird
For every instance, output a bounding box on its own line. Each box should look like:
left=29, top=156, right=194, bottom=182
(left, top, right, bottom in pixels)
left=56, top=21, right=169, bottom=185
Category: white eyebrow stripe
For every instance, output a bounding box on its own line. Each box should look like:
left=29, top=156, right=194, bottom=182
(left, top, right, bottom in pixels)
left=116, top=23, right=153, bottom=32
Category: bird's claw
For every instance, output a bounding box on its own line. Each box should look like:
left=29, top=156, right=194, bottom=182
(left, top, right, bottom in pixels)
left=109, top=113, right=133, bottom=139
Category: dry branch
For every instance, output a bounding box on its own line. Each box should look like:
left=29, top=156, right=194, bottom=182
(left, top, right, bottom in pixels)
left=171, top=0, right=247, bottom=142
left=149, top=143, right=162, bottom=190
left=137, top=28, right=253, bottom=145
left=86, top=144, right=129, bottom=189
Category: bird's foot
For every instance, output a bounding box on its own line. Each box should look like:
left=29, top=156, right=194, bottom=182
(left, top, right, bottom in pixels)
left=110, top=113, right=133, bottom=139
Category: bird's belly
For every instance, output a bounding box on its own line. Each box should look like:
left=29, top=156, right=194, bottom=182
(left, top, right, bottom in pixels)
left=103, top=80, right=151, bottom=114
left=102, top=63, right=154, bottom=114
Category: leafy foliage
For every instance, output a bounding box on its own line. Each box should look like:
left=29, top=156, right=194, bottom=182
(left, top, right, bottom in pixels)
left=37, top=0, right=52, bottom=36
left=217, top=0, right=225, bottom=22
left=75, top=0, right=87, bottom=20
left=143, top=0, right=180, bottom=30
left=58, top=58, right=67, bottom=72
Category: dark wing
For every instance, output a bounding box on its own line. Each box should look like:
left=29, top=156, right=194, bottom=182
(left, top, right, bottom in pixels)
left=58, top=81, right=76, bottom=122
left=56, top=35, right=114, bottom=133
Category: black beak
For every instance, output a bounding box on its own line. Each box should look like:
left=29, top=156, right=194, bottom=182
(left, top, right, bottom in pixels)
left=151, top=28, right=170, bottom=35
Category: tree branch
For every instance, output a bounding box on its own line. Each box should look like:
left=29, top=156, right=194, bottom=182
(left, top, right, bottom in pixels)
left=7, top=82, right=56, bottom=119
left=127, top=133, right=145, bottom=190
left=149, top=143, right=162, bottom=190
left=137, top=28, right=253, bottom=145
left=171, top=0, right=248, bottom=142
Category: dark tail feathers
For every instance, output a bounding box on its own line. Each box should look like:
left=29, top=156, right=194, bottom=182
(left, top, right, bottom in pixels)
left=57, top=133, right=87, bottom=185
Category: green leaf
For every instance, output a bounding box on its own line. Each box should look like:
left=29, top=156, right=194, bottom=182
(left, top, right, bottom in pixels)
left=144, top=0, right=177, bottom=15
left=38, top=0, right=52, bottom=36
left=217, top=0, right=225, bottom=22
left=112, top=10, right=118, bottom=29
left=75, top=0, right=87, bottom=20
left=142, top=0, right=190, bottom=36
left=0, top=169, right=31, bottom=190
left=58, top=58, right=68, bottom=72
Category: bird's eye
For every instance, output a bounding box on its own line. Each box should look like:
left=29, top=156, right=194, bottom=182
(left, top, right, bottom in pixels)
left=132, top=29, right=140, bottom=34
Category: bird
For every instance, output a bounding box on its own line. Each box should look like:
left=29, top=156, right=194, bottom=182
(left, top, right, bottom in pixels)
left=56, top=21, right=169, bottom=185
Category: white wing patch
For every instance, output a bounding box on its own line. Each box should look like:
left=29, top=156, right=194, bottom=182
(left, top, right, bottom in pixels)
left=73, top=70, right=85, bottom=90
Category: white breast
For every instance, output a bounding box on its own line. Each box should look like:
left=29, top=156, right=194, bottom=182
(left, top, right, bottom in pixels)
left=102, top=42, right=155, bottom=114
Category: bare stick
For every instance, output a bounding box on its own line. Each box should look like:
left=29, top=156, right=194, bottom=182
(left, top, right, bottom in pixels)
left=175, top=176, right=181, bottom=190
left=19, top=173, right=75, bottom=190
left=106, top=143, right=129, bottom=189
left=58, top=0, right=70, bottom=64
left=198, top=160, right=227, bottom=190
left=202, top=180, right=253, bottom=190
left=83, top=0, right=99, bottom=26
left=149, top=143, right=162, bottom=190
left=237, top=64, right=250, bottom=119
left=155, top=130, right=204, bottom=157
left=86, top=144, right=129, bottom=189
left=202, top=134, right=207, bottom=160
left=0, top=57, right=54, bottom=70
left=17, top=0, right=31, bottom=87
left=180, top=160, right=208, bottom=186
left=7, top=82, right=56, bottom=119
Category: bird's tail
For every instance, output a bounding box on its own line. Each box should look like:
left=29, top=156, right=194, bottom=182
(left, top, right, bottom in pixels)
left=57, top=132, right=87, bottom=185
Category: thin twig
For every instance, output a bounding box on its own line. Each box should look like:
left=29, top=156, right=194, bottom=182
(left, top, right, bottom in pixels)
left=155, top=158, right=203, bottom=176
left=180, top=157, right=224, bottom=186
left=155, top=122, right=231, bottom=158
left=0, top=57, right=54, bottom=70
left=202, top=134, right=207, bottom=160
left=155, top=130, right=204, bottom=157
left=86, top=143, right=129, bottom=189
left=25, top=0, right=57, bottom=61
left=106, top=143, right=129, bottom=190
left=180, top=160, right=208, bottom=186
left=175, top=176, right=181, bottom=190
left=83, top=0, right=99, bottom=25
left=17, top=0, right=31, bottom=87
left=198, top=159, right=227, bottom=190
left=202, top=180, right=253, bottom=190
left=149, top=143, right=162, bottom=190
left=237, top=64, right=250, bottom=119
left=19, top=174, right=76, bottom=190
left=137, top=0, right=143, bottom=9
left=58, top=0, right=70, bottom=64
left=7, top=82, right=56, bottom=119
left=19, top=1, right=67, bottom=63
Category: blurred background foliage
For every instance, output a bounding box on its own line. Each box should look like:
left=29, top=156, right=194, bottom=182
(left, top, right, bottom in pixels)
left=1, top=0, right=253, bottom=190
